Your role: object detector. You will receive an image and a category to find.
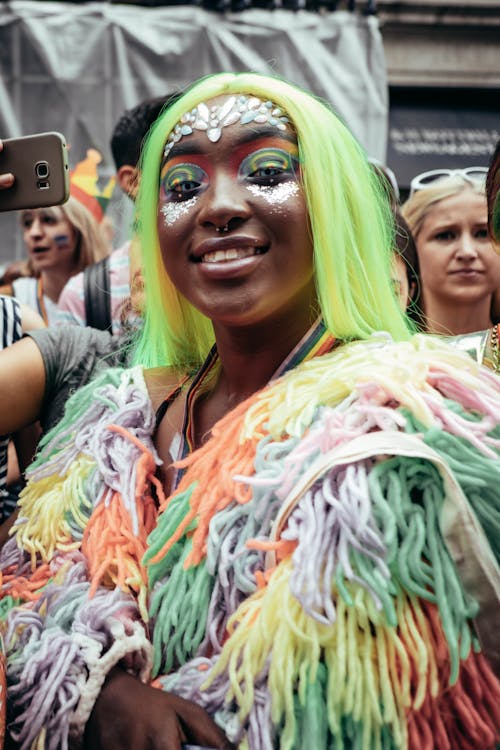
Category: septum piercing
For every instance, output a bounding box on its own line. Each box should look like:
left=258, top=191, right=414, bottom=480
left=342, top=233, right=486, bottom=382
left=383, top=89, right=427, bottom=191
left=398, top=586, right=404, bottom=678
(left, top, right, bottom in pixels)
left=216, top=224, right=229, bottom=233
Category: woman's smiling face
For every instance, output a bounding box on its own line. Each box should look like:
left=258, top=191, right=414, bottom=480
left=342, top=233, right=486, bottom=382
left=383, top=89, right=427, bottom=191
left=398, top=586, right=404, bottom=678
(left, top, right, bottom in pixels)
left=157, top=95, right=316, bottom=330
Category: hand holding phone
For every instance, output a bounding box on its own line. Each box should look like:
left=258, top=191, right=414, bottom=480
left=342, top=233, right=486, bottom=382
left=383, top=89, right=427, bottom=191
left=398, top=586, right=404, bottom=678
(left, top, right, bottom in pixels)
left=0, top=132, right=69, bottom=211
left=0, top=140, right=14, bottom=189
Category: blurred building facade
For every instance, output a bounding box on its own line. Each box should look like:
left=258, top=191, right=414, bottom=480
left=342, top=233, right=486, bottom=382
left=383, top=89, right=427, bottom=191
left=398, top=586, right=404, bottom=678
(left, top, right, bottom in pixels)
left=379, top=0, right=499, bottom=192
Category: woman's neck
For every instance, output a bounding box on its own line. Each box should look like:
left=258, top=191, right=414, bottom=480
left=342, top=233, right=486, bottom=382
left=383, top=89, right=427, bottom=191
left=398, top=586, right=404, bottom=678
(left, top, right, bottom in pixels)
left=423, top=295, right=493, bottom=336
left=213, top=309, right=318, bottom=406
left=40, top=269, right=74, bottom=303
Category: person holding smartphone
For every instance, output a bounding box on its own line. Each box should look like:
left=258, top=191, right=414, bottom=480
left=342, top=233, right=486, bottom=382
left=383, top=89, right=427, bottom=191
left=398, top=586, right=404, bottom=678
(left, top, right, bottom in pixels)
left=0, top=137, right=111, bottom=324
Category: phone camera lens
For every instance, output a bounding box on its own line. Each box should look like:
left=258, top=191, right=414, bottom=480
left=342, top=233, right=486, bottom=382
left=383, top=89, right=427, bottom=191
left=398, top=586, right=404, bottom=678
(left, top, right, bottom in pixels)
left=35, top=161, right=50, bottom=179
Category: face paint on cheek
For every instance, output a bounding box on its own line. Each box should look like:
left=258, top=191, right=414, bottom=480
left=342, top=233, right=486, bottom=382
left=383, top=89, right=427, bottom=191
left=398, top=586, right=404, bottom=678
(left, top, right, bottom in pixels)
left=246, top=181, right=300, bottom=206
left=160, top=196, right=198, bottom=226
left=54, top=234, right=71, bottom=248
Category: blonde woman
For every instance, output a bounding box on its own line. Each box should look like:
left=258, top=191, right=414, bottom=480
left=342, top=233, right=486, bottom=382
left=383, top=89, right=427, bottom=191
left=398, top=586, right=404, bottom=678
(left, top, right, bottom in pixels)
left=0, top=195, right=110, bottom=324
left=401, top=168, right=500, bottom=336
left=402, top=168, right=500, bottom=373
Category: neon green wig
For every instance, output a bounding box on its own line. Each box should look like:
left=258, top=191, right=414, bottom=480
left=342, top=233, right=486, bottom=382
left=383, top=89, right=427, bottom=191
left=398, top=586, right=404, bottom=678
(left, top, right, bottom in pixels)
left=133, top=72, right=411, bottom=370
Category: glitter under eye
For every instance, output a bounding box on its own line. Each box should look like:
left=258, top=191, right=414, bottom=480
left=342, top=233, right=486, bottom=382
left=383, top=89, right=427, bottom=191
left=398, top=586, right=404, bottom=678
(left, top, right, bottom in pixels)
left=246, top=181, right=300, bottom=205
left=160, top=196, right=198, bottom=226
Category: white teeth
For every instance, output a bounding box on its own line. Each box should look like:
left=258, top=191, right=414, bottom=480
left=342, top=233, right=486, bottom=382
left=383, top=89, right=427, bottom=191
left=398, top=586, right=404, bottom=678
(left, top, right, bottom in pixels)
left=202, top=247, right=256, bottom=263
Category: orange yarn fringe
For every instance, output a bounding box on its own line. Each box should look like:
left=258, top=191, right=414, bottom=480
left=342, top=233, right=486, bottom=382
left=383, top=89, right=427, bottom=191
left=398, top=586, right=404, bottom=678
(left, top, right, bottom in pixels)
left=407, top=600, right=500, bottom=749
left=82, top=425, right=159, bottom=598
left=149, top=391, right=265, bottom=568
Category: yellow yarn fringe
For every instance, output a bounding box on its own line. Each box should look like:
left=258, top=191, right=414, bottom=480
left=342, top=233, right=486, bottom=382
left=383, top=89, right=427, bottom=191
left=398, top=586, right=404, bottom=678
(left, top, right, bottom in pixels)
left=13, top=454, right=95, bottom=566
left=203, top=558, right=440, bottom=750
left=241, top=334, right=497, bottom=441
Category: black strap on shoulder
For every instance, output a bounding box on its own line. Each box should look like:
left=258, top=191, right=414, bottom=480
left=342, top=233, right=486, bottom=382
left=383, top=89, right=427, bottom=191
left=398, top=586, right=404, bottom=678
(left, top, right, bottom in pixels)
left=83, top=256, right=112, bottom=332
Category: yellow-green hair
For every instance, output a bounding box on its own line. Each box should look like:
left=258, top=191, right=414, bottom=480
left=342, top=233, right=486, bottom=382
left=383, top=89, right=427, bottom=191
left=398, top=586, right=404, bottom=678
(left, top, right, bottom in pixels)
left=133, top=72, right=411, bottom=370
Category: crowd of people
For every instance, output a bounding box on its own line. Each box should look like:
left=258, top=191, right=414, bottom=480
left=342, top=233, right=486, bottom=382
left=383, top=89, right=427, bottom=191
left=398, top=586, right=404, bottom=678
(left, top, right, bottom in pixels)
left=0, top=71, right=498, bottom=750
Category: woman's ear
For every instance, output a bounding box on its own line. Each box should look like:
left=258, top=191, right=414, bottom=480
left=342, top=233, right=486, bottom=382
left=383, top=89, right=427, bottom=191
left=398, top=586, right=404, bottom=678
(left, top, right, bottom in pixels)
left=117, top=165, right=140, bottom=199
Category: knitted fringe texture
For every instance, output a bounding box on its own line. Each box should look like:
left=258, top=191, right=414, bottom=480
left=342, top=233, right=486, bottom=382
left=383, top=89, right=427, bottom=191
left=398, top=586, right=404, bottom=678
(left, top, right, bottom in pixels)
left=1, top=335, right=500, bottom=749
left=0, top=367, right=156, bottom=749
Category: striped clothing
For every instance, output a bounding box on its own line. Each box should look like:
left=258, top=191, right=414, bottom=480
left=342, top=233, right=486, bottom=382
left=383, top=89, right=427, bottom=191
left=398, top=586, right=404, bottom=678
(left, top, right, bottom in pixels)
left=56, top=243, right=131, bottom=336
left=0, top=295, right=22, bottom=520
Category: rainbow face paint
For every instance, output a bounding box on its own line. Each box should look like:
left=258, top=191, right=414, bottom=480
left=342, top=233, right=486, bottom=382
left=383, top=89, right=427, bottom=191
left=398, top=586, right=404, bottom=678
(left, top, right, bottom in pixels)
left=160, top=162, right=209, bottom=203
left=54, top=234, right=70, bottom=247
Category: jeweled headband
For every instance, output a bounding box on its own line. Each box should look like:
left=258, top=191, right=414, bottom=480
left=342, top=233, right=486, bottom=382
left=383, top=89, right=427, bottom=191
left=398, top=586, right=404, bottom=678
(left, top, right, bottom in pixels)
left=163, top=95, right=290, bottom=158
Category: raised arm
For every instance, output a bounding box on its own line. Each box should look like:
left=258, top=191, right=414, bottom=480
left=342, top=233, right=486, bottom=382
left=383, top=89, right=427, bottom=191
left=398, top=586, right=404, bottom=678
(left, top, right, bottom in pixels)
left=0, top=336, right=46, bottom=434
left=20, top=302, right=45, bottom=332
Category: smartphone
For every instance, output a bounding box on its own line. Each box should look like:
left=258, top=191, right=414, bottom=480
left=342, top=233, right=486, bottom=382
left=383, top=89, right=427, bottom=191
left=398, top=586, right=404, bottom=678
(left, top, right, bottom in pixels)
left=0, top=131, right=69, bottom=212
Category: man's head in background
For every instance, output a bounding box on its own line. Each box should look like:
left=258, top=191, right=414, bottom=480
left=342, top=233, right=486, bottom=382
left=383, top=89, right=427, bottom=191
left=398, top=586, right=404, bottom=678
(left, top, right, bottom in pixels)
left=111, top=93, right=182, bottom=199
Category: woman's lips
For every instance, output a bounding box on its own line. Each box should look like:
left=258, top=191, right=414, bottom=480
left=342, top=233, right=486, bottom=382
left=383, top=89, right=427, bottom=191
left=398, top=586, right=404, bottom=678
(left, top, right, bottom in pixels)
left=201, top=247, right=266, bottom=264
left=191, top=234, right=269, bottom=263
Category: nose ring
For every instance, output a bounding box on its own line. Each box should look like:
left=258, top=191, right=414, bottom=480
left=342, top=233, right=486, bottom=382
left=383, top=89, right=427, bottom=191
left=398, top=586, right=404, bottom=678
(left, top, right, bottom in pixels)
left=216, top=224, right=229, bottom=233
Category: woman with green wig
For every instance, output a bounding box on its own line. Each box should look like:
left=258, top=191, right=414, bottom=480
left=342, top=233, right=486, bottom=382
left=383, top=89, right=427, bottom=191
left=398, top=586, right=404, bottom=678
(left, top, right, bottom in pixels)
left=1, top=72, right=499, bottom=750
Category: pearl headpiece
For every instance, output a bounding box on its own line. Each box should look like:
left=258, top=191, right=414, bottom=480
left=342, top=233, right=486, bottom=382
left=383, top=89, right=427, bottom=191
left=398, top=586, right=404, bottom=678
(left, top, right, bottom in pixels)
left=163, top=95, right=290, bottom=158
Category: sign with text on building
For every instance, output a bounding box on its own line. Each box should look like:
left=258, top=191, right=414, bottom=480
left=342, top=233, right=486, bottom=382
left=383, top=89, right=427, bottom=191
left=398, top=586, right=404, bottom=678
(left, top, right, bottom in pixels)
left=387, top=89, right=500, bottom=193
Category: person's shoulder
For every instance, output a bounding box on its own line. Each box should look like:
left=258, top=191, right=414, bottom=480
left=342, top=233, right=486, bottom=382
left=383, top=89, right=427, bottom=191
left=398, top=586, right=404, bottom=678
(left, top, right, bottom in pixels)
left=60, top=270, right=84, bottom=295
left=108, top=243, right=130, bottom=283
left=109, top=242, right=130, bottom=264
left=0, top=292, right=18, bottom=309
left=12, top=276, right=35, bottom=293
left=29, top=323, right=112, bottom=351
left=19, top=302, right=45, bottom=331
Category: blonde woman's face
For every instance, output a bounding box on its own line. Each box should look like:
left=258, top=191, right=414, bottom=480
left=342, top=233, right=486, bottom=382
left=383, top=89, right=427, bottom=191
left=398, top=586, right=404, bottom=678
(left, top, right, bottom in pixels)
left=415, top=189, right=500, bottom=309
left=21, top=207, right=77, bottom=274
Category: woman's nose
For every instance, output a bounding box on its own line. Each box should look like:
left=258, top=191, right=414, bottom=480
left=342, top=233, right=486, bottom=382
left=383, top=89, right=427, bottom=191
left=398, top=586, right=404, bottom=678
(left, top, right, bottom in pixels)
left=455, top=233, right=479, bottom=259
left=27, top=218, right=43, bottom=239
left=197, top=172, right=251, bottom=231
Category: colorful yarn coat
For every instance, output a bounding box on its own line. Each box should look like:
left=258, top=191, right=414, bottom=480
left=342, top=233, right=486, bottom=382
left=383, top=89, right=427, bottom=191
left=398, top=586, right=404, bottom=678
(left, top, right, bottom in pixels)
left=1, top=333, right=499, bottom=750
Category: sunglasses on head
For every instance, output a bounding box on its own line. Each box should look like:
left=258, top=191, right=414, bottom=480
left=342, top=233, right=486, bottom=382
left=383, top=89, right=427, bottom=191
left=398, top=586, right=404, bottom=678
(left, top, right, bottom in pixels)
left=409, top=167, right=488, bottom=198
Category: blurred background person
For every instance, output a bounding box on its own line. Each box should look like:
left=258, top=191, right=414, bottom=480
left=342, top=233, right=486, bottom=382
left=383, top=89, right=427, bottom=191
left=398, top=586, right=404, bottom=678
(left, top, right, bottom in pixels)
left=401, top=167, right=500, bottom=337
left=0, top=196, right=110, bottom=325
left=0, top=258, right=31, bottom=288
left=487, top=139, right=500, bottom=253
left=391, top=207, right=420, bottom=320
left=57, top=93, right=181, bottom=335
left=487, top=139, right=500, bottom=330
left=0, top=295, right=44, bottom=530
left=368, top=159, right=421, bottom=325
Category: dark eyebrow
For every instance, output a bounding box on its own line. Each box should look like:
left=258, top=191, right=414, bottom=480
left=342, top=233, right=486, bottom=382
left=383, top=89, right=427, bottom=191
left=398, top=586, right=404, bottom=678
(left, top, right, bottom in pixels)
left=162, top=126, right=297, bottom=166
